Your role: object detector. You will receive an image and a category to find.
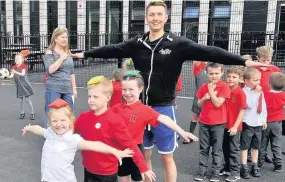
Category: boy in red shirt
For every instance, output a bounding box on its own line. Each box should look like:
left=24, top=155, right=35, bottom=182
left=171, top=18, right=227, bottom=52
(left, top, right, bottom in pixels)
left=221, top=67, right=247, bottom=182
left=258, top=72, right=285, bottom=172
left=109, top=69, right=123, bottom=107
left=194, top=63, right=231, bottom=182
left=255, top=46, right=280, bottom=163
left=112, top=70, right=198, bottom=182
left=74, top=76, right=155, bottom=182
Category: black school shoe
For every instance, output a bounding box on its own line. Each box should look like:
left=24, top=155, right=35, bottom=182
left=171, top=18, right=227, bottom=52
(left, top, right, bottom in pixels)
left=274, top=165, right=283, bottom=173
left=251, top=166, right=261, bottom=177
left=240, top=168, right=250, bottom=179
left=19, top=113, right=25, bottom=119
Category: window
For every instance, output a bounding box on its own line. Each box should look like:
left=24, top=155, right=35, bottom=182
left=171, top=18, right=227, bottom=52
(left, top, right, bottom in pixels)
left=66, top=1, right=77, bottom=49
left=106, top=1, right=122, bottom=44
left=131, top=8, right=145, bottom=21
left=129, top=1, right=145, bottom=34
left=86, top=1, right=100, bottom=48
left=184, top=7, right=199, bottom=19
left=213, top=6, right=230, bottom=18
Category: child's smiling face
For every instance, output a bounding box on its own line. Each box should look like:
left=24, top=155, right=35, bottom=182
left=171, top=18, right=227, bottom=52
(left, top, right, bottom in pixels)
left=49, top=109, right=72, bottom=135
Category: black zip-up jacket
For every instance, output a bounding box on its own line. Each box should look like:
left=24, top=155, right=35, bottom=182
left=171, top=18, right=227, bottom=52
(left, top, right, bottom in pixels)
left=84, top=32, right=247, bottom=106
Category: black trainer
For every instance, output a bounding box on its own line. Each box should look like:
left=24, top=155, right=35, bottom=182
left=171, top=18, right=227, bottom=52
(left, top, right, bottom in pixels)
left=194, top=172, right=206, bottom=181
left=226, top=173, right=241, bottom=182
left=219, top=168, right=230, bottom=176
left=210, top=174, right=220, bottom=182
left=240, top=168, right=250, bottom=179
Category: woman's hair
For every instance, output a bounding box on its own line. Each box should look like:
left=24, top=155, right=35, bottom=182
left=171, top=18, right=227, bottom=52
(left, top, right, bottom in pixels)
left=48, top=27, right=70, bottom=53
left=48, top=106, right=76, bottom=133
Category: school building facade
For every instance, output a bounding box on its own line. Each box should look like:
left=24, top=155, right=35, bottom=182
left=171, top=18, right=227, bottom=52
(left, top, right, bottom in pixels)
left=0, top=0, right=285, bottom=61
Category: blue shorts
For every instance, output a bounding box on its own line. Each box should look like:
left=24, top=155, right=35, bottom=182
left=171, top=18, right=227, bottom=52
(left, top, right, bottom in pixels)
left=143, top=105, right=178, bottom=154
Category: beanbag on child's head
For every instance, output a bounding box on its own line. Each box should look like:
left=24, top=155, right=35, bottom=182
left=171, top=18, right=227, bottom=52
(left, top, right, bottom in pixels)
left=48, top=98, right=69, bottom=109
left=124, top=70, right=140, bottom=77
left=20, top=49, right=30, bottom=57
left=87, top=75, right=105, bottom=86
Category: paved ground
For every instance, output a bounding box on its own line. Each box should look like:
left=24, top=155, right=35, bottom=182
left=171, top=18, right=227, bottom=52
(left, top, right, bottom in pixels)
left=1, top=82, right=285, bottom=182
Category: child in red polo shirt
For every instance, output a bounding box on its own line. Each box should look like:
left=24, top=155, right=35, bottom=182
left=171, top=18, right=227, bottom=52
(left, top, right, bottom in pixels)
left=112, top=70, right=198, bottom=182
left=258, top=72, right=285, bottom=172
left=221, top=67, right=247, bottom=181
left=110, top=69, right=123, bottom=107
left=256, top=46, right=280, bottom=94
left=74, top=76, right=155, bottom=182
left=194, top=63, right=231, bottom=182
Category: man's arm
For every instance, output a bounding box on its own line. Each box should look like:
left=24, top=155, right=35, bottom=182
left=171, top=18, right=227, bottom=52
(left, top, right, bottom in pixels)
left=72, top=37, right=137, bottom=59
left=179, top=38, right=270, bottom=67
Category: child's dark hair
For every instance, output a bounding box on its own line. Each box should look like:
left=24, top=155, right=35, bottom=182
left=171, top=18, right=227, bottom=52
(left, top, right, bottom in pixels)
left=112, top=69, right=123, bottom=81
left=206, top=62, right=224, bottom=72
left=269, top=72, right=285, bottom=91
left=227, top=66, right=243, bottom=77
left=123, top=71, right=144, bottom=88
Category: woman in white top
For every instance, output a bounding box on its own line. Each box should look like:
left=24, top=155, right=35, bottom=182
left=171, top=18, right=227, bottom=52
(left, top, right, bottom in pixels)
left=22, top=98, right=133, bottom=182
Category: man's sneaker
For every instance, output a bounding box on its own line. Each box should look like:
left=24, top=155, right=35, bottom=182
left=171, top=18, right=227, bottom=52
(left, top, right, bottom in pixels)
left=240, top=168, right=250, bottom=179
left=251, top=166, right=261, bottom=177
left=265, top=154, right=273, bottom=163
left=219, top=168, right=230, bottom=176
left=210, top=174, right=220, bottom=182
left=274, top=165, right=283, bottom=173
left=226, top=174, right=241, bottom=182
left=194, top=173, right=206, bottom=181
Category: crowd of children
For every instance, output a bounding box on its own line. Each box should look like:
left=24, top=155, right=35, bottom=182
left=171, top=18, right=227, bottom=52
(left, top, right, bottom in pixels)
left=16, top=43, right=285, bottom=182
left=193, top=45, right=285, bottom=182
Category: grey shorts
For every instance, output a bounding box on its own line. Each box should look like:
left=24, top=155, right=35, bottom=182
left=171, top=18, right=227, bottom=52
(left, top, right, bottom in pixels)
left=240, top=123, right=262, bottom=150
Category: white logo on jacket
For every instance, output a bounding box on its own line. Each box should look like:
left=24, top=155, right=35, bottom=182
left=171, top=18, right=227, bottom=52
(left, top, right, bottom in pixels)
left=159, top=49, right=171, bottom=55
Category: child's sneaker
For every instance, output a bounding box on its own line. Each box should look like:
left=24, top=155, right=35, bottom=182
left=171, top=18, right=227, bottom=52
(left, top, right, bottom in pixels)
left=194, top=172, right=206, bottom=181
left=210, top=174, right=220, bottom=182
left=226, top=173, right=241, bottom=182
left=240, top=168, right=250, bottom=179
left=257, top=161, right=264, bottom=168
left=251, top=166, right=261, bottom=177
left=274, top=165, right=283, bottom=173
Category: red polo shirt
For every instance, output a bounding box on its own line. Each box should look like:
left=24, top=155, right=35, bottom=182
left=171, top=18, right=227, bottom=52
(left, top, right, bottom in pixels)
left=197, top=80, right=231, bottom=125
left=226, top=86, right=247, bottom=131
left=264, top=91, right=285, bottom=122
left=74, top=109, right=148, bottom=175
left=111, top=101, right=160, bottom=144
left=109, top=81, right=122, bottom=107
left=256, top=66, right=280, bottom=93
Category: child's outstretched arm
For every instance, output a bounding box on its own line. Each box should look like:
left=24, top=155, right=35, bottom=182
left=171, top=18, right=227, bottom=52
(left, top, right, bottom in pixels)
left=78, top=140, right=134, bottom=165
left=22, top=124, right=44, bottom=136
left=157, top=115, right=199, bottom=143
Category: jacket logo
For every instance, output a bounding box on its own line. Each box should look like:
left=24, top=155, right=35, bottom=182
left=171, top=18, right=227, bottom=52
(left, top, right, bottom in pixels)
left=130, top=114, right=136, bottom=123
left=159, top=49, right=171, bottom=55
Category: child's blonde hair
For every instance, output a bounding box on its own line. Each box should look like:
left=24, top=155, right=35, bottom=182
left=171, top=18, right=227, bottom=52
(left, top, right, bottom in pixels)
left=87, top=76, right=113, bottom=96
left=256, top=46, right=274, bottom=58
left=48, top=106, right=75, bottom=133
left=15, top=54, right=25, bottom=64
left=243, top=68, right=261, bottom=80
left=122, top=58, right=135, bottom=71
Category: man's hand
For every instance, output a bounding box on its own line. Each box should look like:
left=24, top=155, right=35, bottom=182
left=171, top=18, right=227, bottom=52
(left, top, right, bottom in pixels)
left=245, top=60, right=272, bottom=67
left=71, top=52, right=84, bottom=59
